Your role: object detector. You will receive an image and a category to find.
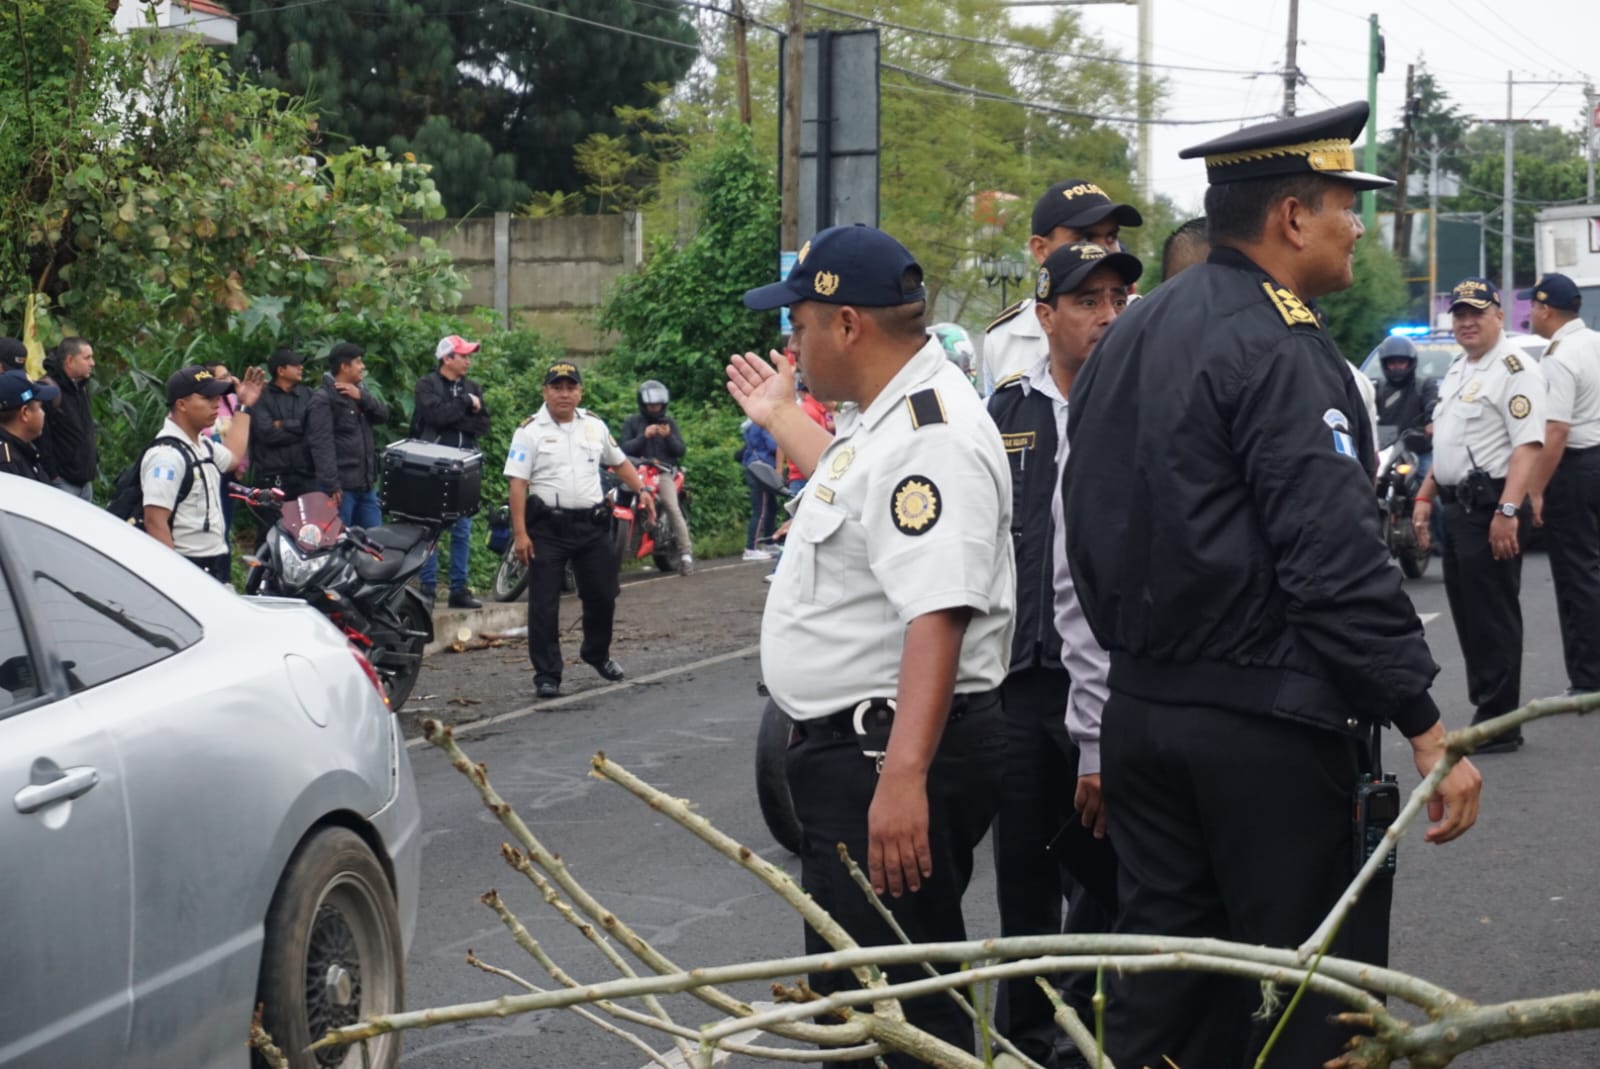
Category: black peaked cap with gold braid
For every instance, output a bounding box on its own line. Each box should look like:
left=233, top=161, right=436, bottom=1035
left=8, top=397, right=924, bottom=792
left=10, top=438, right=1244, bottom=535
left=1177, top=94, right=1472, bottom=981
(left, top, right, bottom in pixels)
left=1179, top=101, right=1392, bottom=192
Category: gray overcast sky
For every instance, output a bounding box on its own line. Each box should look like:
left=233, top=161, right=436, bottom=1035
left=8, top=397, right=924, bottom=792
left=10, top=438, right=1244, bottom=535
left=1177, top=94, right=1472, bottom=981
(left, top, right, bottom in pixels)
left=1017, top=0, right=1597, bottom=212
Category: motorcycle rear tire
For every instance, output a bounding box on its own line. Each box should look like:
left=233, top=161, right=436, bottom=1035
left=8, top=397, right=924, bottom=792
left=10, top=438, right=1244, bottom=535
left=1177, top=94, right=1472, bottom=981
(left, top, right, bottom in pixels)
left=492, top=547, right=529, bottom=602
left=382, top=598, right=429, bottom=712
left=755, top=700, right=804, bottom=856
left=1399, top=547, right=1429, bottom=579
left=653, top=550, right=679, bottom=573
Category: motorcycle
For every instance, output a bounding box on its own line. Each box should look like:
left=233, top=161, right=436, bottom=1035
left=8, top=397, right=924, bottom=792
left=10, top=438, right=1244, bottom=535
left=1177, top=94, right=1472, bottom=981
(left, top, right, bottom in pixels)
left=618, top=461, right=690, bottom=573
left=490, top=474, right=635, bottom=602
left=1376, top=427, right=1432, bottom=579
left=237, top=487, right=436, bottom=710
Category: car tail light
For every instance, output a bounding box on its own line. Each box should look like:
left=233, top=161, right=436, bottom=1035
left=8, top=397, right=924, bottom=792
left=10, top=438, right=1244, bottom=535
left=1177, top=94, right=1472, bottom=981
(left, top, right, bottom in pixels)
left=351, top=648, right=390, bottom=709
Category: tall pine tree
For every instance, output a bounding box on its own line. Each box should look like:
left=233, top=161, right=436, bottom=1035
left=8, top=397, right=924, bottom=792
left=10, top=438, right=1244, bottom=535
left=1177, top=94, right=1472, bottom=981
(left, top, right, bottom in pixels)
left=230, top=0, right=698, bottom=215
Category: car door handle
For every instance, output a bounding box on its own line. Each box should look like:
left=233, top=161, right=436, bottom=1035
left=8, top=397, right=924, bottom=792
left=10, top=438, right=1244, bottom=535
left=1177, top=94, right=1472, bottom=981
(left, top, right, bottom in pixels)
left=14, top=766, right=101, bottom=814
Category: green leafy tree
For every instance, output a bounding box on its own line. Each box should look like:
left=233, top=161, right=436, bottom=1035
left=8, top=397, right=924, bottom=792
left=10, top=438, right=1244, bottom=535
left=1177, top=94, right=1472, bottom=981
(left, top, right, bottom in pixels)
left=230, top=0, right=699, bottom=215
left=1321, top=238, right=1409, bottom=362
left=600, top=121, right=779, bottom=401
left=1458, top=123, right=1588, bottom=286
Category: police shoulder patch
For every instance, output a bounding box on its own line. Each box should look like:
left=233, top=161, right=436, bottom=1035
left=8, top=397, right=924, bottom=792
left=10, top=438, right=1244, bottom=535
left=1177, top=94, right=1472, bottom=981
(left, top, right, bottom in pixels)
left=1509, top=394, right=1532, bottom=419
left=1262, top=282, right=1320, bottom=329
left=906, top=388, right=947, bottom=429
left=891, top=475, right=941, bottom=535
left=1504, top=353, right=1524, bottom=374
left=986, top=299, right=1029, bottom=333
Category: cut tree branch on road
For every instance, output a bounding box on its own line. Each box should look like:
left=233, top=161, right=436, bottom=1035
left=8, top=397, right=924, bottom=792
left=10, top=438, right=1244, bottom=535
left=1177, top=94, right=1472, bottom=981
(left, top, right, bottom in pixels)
left=297, top=695, right=1600, bottom=1067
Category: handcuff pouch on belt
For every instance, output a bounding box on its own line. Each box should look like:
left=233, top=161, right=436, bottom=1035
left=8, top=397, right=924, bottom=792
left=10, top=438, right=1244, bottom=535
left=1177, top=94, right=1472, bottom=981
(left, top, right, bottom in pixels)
left=853, top=698, right=896, bottom=774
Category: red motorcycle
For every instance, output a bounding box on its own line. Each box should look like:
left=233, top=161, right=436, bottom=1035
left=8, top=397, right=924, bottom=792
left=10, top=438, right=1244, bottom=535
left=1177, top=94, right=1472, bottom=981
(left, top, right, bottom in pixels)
left=614, top=461, right=689, bottom=573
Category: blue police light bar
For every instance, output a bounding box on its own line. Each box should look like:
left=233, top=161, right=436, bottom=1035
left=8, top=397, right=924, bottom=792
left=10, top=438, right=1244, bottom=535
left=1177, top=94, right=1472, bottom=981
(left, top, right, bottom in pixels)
left=1388, top=324, right=1430, bottom=337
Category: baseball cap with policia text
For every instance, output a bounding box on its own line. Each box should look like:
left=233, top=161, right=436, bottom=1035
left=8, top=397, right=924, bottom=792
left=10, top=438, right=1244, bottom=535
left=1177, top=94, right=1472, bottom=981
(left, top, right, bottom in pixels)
left=1449, top=277, right=1500, bottom=311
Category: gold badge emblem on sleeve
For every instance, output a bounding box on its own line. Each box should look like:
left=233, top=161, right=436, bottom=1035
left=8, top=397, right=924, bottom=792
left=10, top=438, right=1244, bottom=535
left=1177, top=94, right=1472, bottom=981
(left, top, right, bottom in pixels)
left=1509, top=394, right=1531, bottom=419
left=891, top=476, right=941, bottom=535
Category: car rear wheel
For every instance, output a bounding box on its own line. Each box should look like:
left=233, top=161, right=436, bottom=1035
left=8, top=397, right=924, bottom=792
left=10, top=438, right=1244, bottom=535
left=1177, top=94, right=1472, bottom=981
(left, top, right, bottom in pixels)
left=256, top=828, right=404, bottom=1069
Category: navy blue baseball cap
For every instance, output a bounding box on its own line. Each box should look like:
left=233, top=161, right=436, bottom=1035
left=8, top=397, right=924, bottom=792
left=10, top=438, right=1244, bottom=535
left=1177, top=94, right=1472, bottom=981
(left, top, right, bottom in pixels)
left=0, top=369, right=59, bottom=412
left=743, top=224, right=926, bottom=311
left=1035, top=242, right=1144, bottom=302
left=1518, top=273, right=1582, bottom=311
left=1449, top=277, right=1500, bottom=311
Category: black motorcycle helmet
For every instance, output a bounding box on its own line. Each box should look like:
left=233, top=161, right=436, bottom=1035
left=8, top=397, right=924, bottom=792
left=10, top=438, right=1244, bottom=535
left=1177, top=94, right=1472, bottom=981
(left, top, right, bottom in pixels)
left=638, top=379, right=670, bottom=415
left=1376, top=335, right=1418, bottom=387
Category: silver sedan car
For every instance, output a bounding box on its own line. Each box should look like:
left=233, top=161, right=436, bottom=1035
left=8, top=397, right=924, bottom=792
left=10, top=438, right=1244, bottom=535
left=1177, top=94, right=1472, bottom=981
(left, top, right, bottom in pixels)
left=0, top=475, right=421, bottom=1068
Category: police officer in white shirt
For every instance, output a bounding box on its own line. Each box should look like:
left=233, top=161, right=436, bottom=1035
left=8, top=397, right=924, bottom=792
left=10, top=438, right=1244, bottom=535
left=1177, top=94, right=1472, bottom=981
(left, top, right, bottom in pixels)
left=141, top=364, right=264, bottom=581
left=728, top=224, right=1014, bottom=1065
left=981, top=179, right=1142, bottom=395
left=505, top=361, right=654, bottom=699
left=1523, top=273, right=1600, bottom=693
left=1415, top=277, right=1546, bottom=752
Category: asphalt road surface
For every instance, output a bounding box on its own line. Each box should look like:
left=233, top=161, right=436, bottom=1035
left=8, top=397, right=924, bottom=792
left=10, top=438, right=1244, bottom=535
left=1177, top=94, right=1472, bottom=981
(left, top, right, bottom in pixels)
left=394, top=551, right=1600, bottom=1068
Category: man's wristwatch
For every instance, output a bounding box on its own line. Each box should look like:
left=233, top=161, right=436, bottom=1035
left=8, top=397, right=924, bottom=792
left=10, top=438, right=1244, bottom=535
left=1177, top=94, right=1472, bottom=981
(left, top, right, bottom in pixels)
left=1496, top=502, right=1519, bottom=518
left=236, top=404, right=252, bottom=415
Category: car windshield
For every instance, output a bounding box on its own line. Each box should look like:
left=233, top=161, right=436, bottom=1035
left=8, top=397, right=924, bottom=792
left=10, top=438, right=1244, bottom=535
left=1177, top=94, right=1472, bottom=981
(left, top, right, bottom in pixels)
left=1360, top=332, right=1547, bottom=384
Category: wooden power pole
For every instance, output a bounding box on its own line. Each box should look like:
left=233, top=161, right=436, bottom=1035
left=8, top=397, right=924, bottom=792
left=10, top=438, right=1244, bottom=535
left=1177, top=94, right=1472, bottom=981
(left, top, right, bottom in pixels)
left=780, top=0, right=804, bottom=250
left=1392, top=63, right=1416, bottom=259
left=732, top=0, right=752, bottom=126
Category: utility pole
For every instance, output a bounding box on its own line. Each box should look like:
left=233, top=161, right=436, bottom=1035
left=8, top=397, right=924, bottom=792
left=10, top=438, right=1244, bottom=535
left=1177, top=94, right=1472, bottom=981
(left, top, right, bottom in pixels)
left=1362, top=14, right=1382, bottom=230
left=1392, top=64, right=1415, bottom=259
left=1137, top=0, right=1153, bottom=199
left=1587, top=83, right=1596, bottom=203
left=1428, top=133, right=1440, bottom=321
left=732, top=0, right=752, bottom=126
left=1281, top=0, right=1299, bottom=117
left=1503, top=70, right=1514, bottom=297
left=780, top=0, right=803, bottom=249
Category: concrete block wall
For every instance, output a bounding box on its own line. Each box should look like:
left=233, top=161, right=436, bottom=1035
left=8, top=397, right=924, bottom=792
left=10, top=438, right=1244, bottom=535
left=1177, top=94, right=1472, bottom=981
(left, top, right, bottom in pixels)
left=406, top=213, right=643, bottom=358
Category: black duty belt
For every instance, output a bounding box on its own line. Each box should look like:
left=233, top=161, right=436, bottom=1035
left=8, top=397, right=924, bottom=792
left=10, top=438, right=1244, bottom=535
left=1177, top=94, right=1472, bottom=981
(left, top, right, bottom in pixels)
left=1436, top=479, right=1504, bottom=505
left=791, top=690, right=999, bottom=740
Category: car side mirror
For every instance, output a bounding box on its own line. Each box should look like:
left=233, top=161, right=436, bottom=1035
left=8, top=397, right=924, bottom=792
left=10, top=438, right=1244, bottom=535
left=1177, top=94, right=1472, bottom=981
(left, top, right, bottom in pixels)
left=747, top=460, right=787, bottom=495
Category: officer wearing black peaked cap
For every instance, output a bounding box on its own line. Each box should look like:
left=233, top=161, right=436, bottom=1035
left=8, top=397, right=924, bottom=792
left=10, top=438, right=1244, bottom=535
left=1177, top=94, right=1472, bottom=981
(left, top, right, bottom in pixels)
left=1062, top=102, right=1484, bottom=1068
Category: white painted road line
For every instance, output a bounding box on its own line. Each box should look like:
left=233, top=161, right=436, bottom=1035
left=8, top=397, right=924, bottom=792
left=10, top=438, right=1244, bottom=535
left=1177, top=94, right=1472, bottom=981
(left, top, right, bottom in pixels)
left=406, top=643, right=763, bottom=748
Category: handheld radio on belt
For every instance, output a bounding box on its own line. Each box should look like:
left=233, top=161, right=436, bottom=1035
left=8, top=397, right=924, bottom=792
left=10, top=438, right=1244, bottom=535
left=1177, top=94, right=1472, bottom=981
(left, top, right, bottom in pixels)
left=1354, top=724, right=1400, bottom=878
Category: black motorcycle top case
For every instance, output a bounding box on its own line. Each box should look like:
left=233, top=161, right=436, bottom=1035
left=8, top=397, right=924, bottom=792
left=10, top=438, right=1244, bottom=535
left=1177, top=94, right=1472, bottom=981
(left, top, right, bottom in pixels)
left=380, top=439, right=484, bottom=521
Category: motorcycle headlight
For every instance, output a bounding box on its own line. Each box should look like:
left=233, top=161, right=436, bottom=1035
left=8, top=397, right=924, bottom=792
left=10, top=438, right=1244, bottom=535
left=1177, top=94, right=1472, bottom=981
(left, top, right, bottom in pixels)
left=273, top=530, right=326, bottom=589
left=1395, top=463, right=1412, bottom=475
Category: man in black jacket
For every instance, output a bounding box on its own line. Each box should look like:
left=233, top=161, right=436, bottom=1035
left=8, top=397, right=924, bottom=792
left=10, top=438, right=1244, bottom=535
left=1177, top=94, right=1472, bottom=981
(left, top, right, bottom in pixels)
left=37, top=337, right=98, bottom=500
left=306, top=342, right=389, bottom=528
left=1063, top=102, right=1483, bottom=1068
left=619, top=379, right=693, bottom=574
left=986, top=242, right=1133, bottom=1065
left=414, top=334, right=492, bottom=608
left=250, top=348, right=316, bottom=504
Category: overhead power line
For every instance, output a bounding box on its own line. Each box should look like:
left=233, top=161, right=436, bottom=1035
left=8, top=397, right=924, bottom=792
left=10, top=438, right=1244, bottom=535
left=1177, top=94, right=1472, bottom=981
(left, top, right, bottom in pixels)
left=807, top=2, right=1279, bottom=77
left=501, top=0, right=703, bottom=51
left=881, top=63, right=1279, bottom=127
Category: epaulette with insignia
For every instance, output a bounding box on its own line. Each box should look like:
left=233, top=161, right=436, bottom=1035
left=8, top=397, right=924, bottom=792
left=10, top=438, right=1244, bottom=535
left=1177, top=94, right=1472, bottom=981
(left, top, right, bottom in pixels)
left=986, top=299, right=1029, bottom=333
left=906, top=388, right=947, bottom=429
left=1262, top=282, right=1319, bottom=329
left=1504, top=353, right=1524, bottom=374
left=993, top=371, right=1026, bottom=391
left=518, top=414, right=536, bottom=428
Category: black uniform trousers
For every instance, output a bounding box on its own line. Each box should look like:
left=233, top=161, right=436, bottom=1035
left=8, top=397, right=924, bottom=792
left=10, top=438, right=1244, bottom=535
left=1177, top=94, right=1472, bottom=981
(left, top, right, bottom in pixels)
left=786, top=691, right=1004, bottom=1067
left=525, top=508, right=619, bottom=686
left=993, top=666, right=1118, bottom=1064
left=1440, top=500, right=1524, bottom=734
left=1102, top=693, right=1391, bottom=1069
left=1543, top=447, right=1600, bottom=691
